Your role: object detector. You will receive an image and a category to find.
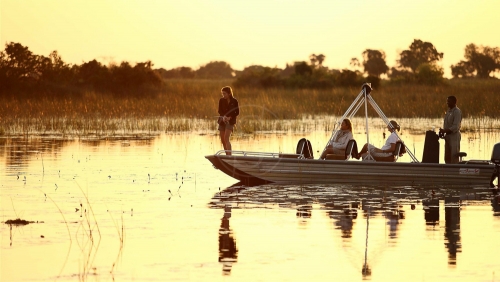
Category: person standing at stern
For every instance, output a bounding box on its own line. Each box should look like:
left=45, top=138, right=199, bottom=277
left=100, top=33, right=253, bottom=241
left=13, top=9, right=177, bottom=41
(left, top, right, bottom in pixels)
left=439, top=96, right=462, bottom=164
left=218, top=86, right=239, bottom=155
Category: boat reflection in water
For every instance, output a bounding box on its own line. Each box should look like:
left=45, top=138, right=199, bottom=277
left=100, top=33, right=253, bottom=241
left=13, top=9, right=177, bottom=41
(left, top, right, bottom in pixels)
left=444, top=197, right=461, bottom=266
left=209, top=182, right=499, bottom=276
left=492, top=194, right=500, bottom=216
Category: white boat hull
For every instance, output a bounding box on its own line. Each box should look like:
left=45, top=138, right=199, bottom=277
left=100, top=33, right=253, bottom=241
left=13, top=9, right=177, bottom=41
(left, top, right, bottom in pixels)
left=206, top=153, right=494, bottom=188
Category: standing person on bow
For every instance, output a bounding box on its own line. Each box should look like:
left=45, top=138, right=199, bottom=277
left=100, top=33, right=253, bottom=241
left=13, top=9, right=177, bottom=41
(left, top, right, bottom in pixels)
left=218, top=86, right=239, bottom=155
left=439, top=96, right=462, bottom=164
left=320, top=118, right=353, bottom=159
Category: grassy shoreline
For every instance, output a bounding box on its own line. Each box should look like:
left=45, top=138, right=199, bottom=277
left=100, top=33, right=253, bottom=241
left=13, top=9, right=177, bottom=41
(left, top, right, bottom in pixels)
left=1, top=79, right=499, bottom=135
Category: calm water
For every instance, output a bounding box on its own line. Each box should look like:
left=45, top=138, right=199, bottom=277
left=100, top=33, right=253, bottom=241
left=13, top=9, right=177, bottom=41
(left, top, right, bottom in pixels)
left=1, top=123, right=500, bottom=281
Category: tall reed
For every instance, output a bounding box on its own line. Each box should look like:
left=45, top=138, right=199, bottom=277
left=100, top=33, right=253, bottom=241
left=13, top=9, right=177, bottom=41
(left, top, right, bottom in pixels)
left=1, top=79, right=499, bottom=135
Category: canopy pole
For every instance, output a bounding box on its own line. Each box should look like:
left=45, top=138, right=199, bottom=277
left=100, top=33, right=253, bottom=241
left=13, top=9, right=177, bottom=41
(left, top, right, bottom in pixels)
left=320, top=89, right=366, bottom=159
left=366, top=95, right=419, bottom=163
left=364, top=87, right=374, bottom=161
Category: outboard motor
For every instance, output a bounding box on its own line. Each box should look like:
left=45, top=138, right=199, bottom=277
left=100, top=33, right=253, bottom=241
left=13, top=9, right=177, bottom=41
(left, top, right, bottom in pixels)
left=490, top=142, right=500, bottom=188
left=296, top=138, right=314, bottom=159
left=422, top=130, right=440, bottom=163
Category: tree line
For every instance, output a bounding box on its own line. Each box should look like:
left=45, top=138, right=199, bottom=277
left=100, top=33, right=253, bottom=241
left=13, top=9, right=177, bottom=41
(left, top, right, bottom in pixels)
left=0, top=42, right=163, bottom=97
left=233, top=40, right=499, bottom=89
left=1, top=39, right=499, bottom=97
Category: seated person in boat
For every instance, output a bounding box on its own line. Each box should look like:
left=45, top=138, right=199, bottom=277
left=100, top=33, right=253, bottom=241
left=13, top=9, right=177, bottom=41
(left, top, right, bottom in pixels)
left=320, top=118, right=353, bottom=159
left=357, top=120, right=401, bottom=160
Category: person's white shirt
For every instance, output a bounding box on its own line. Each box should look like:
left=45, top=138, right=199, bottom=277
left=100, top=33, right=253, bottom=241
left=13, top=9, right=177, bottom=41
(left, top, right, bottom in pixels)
left=381, top=132, right=399, bottom=151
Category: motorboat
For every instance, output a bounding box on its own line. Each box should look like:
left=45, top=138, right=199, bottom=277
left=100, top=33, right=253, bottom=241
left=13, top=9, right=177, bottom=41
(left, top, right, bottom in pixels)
left=206, top=84, right=500, bottom=188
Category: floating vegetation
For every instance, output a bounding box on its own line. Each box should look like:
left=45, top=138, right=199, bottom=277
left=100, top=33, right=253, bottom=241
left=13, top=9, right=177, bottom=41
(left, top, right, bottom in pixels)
left=4, top=218, right=40, bottom=225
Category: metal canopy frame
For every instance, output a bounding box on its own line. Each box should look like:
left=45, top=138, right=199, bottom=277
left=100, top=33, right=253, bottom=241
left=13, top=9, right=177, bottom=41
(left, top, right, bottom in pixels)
left=321, top=83, right=419, bottom=163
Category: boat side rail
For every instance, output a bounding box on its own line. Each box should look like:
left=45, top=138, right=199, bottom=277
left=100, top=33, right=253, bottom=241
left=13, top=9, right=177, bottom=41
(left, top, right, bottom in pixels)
left=463, top=160, right=492, bottom=165
left=214, top=150, right=306, bottom=159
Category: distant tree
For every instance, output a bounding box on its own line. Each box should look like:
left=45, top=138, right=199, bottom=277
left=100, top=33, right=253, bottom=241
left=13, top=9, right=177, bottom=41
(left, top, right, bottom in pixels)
left=115, top=61, right=133, bottom=86
left=155, top=68, right=173, bottom=79
left=0, top=42, right=40, bottom=81
left=388, top=67, right=414, bottom=83
left=362, top=49, right=389, bottom=78
left=350, top=58, right=361, bottom=69
left=38, top=50, right=73, bottom=84
left=280, top=63, right=295, bottom=78
left=309, top=55, right=317, bottom=67
left=178, top=67, right=195, bottom=78
left=398, top=39, right=443, bottom=72
left=415, top=63, right=444, bottom=85
left=309, top=54, right=325, bottom=68
left=337, top=69, right=361, bottom=87
left=156, top=67, right=194, bottom=79
left=450, top=61, right=475, bottom=79
left=365, top=76, right=381, bottom=89
left=294, top=61, right=312, bottom=76
left=317, top=54, right=325, bottom=66
left=234, top=65, right=283, bottom=88
left=132, top=61, right=162, bottom=87
left=78, top=59, right=110, bottom=89
left=109, top=61, right=162, bottom=93
left=451, top=44, right=500, bottom=78
left=196, top=61, right=233, bottom=79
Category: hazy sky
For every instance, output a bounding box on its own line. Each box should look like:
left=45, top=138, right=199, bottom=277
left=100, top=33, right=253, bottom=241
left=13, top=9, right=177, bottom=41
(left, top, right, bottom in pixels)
left=1, top=0, right=499, bottom=77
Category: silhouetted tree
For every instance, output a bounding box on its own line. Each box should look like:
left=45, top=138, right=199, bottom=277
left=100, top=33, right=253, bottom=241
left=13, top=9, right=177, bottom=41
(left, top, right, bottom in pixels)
left=416, top=63, right=444, bottom=85
left=398, top=39, right=443, bottom=72
left=234, top=65, right=283, bottom=88
left=350, top=58, right=361, bottom=69
left=178, top=67, right=195, bottom=78
left=388, top=67, right=414, bottom=83
left=317, top=54, right=325, bottom=66
left=309, top=54, right=317, bottom=66
left=309, top=54, right=325, bottom=68
left=280, top=63, right=295, bottom=78
left=362, top=49, right=389, bottom=78
left=294, top=61, right=313, bottom=76
left=78, top=59, right=110, bottom=89
left=156, top=67, right=194, bottom=79
left=108, top=60, right=162, bottom=94
left=450, top=61, right=475, bottom=79
left=451, top=44, right=500, bottom=78
left=196, top=61, right=233, bottom=79
left=0, top=42, right=164, bottom=96
left=337, top=69, right=361, bottom=86
left=38, top=50, right=74, bottom=86
left=0, top=42, right=40, bottom=82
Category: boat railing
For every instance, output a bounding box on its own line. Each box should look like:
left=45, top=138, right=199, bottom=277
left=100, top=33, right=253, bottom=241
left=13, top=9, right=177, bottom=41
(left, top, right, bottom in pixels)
left=463, top=160, right=491, bottom=165
left=214, top=150, right=306, bottom=159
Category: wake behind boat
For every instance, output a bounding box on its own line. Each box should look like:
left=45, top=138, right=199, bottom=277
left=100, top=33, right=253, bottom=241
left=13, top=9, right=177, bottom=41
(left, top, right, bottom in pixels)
left=206, top=84, right=500, bottom=188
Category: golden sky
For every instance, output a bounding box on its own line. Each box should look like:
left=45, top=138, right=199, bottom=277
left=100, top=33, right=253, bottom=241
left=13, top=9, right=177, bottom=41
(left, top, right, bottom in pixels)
left=1, top=0, right=499, bottom=77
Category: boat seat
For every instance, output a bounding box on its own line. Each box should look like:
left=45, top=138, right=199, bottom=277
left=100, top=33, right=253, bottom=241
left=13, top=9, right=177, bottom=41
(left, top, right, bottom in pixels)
left=457, top=152, right=467, bottom=162
left=373, top=141, right=405, bottom=162
left=325, top=139, right=358, bottom=160
left=296, top=138, right=314, bottom=159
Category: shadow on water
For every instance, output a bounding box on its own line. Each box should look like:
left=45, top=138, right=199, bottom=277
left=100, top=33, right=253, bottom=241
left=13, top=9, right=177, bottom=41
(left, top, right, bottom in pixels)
left=209, top=182, right=500, bottom=276
left=218, top=206, right=238, bottom=275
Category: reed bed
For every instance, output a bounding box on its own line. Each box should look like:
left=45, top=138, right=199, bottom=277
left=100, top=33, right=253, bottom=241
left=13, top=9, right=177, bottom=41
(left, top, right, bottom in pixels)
left=1, top=79, right=499, bottom=135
